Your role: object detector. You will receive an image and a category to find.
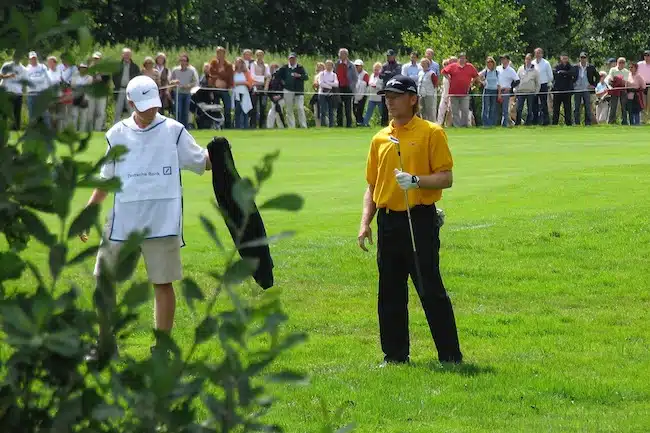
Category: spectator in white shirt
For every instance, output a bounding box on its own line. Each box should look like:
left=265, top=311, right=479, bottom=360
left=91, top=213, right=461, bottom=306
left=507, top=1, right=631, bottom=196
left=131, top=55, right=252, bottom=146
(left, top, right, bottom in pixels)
left=353, top=59, right=369, bottom=126
left=317, top=60, right=339, bottom=127
left=362, top=62, right=383, bottom=126
left=496, top=54, right=519, bottom=127
left=1, top=53, right=26, bottom=130
left=71, top=62, right=93, bottom=132
left=531, top=47, right=553, bottom=125
left=311, top=62, right=325, bottom=127
left=418, top=58, right=438, bottom=122
left=594, top=71, right=610, bottom=124
left=249, top=49, right=270, bottom=128
left=46, top=56, right=64, bottom=130
left=401, top=51, right=423, bottom=79
left=25, top=51, right=52, bottom=126
left=437, top=57, right=456, bottom=126
left=515, top=53, right=540, bottom=125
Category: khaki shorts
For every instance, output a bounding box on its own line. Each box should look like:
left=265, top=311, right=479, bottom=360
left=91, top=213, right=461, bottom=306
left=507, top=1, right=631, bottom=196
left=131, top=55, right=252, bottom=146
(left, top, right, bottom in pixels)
left=94, top=218, right=182, bottom=285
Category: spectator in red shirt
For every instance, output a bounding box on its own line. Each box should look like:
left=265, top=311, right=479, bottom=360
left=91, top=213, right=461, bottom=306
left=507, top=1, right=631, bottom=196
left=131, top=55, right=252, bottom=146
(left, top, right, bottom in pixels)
left=441, top=52, right=479, bottom=127
left=335, top=48, right=358, bottom=127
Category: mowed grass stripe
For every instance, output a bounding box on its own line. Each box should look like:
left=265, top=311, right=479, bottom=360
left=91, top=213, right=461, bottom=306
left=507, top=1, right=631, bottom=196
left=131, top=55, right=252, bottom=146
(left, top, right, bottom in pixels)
left=5, top=126, right=650, bottom=432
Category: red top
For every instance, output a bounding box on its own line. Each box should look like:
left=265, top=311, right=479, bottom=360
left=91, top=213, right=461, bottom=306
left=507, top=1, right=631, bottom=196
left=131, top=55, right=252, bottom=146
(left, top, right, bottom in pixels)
left=442, top=62, right=478, bottom=95
left=336, top=62, right=349, bottom=88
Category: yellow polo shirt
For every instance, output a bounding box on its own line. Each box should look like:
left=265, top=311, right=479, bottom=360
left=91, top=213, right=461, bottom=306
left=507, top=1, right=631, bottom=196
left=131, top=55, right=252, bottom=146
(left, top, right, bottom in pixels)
left=365, top=116, right=453, bottom=211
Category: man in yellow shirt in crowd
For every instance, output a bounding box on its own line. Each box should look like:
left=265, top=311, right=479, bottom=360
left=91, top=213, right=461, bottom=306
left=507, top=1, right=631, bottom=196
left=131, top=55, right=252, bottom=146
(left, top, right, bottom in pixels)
left=357, top=75, right=463, bottom=366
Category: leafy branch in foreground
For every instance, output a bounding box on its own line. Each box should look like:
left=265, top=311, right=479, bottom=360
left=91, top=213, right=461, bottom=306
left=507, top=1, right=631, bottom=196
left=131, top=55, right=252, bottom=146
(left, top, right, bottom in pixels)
left=0, top=4, right=355, bottom=433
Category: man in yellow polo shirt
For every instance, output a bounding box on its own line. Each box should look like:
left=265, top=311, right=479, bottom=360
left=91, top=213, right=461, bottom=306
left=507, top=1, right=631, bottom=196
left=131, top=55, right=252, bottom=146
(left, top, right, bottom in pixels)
left=358, top=75, right=462, bottom=365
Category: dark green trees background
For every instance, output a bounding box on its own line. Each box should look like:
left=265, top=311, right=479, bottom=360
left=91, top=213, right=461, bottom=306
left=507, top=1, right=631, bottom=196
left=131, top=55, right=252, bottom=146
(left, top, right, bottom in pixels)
left=2, top=0, right=649, bottom=60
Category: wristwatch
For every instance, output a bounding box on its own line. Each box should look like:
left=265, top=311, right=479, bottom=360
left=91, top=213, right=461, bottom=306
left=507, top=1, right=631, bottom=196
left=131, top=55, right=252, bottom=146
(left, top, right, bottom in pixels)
left=412, top=175, right=420, bottom=188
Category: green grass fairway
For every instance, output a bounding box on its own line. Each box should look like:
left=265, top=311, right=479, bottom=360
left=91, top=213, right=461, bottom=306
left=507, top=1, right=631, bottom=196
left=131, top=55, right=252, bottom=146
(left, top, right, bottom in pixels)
left=9, top=125, right=650, bottom=432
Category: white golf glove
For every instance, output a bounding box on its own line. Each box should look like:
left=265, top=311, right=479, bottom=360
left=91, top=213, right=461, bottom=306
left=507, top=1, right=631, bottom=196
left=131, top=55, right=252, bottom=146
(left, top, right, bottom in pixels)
left=394, top=169, right=419, bottom=190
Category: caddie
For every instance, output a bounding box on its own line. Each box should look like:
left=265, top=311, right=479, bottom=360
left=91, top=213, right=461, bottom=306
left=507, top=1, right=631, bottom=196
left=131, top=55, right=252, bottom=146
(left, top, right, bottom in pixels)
left=357, top=75, right=463, bottom=366
left=81, top=75, right=211, bottom=348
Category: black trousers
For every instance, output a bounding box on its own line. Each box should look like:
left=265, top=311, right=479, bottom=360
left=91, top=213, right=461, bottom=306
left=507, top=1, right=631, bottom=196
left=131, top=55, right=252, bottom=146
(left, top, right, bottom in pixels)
left=381, top=96, right=389, bottom=126
left=552, top=92, right=572, bottom=125
left=9, top=93, right=23, bottom=130
left=533, top=83, right=550, bottom=125
left=336, top=86, right=353, bottom=127
left=354, top=96, right=367, bottom=126
left=377, top=205, right=462, bottom=363
left=249, top=89, right=267, bottom=129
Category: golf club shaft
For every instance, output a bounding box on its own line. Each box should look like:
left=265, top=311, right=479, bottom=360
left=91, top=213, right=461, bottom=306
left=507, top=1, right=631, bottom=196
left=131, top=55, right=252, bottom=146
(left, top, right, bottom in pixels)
left=396, top=143, right=425, bottom=297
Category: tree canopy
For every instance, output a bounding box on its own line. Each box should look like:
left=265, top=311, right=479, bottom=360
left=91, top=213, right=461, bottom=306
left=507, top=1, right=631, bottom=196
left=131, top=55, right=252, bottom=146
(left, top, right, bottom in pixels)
left=2, top=0, right=649, bottom=61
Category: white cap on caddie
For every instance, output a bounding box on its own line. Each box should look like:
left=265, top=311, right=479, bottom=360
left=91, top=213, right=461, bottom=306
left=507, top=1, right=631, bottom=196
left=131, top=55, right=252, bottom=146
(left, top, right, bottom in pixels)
left=126, top=75, right=161, bottom=112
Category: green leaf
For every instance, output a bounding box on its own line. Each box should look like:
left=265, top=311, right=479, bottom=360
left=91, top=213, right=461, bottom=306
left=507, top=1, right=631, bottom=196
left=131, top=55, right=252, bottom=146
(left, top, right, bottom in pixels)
left=52, top=396, right=83, bottom=431
left=194, top=317, right=218, bottom=344
left=266, top=370, right=309, bottom=385
left=182, top=278, right=205, bottom=311
left=44, top=328, right=81, bottom=357
left=259, top=194, right=304, bottom=211
left=77, top=177, right=121, bottom=191
left=36, top=6, right=58, bottom=34
left=0, top=252, right=26, bottom=281
left=87, top=60, right=121, bottom=76
left=199, top=215, right=224, bottom=250
left=17, top=209, right=55, bottom=247
left=121, top=282, right=150, bottom=310
left=49, top=244, right=68, bottom=280
left=115, top=231, right=146, bottom=282
left=91, top=403, right=124, bottom=421
left=78, top=26, right=93, bottom=55
left=67, top=245, right=99, bottom=266
left=223, top=258, right=258, bottom=285
left=232, top=178, right=256, bottom=215
left=9, top=8, right=29, bottom=41
left=253, top=150, right=281, bottom=185
left=67, top=204, right=100, bottom=239
left=0, top=305, right=34, bottom=336
left=239, top=231, right=295, bottom=249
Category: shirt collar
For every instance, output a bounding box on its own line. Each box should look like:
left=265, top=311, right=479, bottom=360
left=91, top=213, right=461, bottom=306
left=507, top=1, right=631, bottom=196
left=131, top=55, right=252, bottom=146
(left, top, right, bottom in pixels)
left=123, top=113, right=167, bottom=132
left=389, top=116, right=418, bottom=132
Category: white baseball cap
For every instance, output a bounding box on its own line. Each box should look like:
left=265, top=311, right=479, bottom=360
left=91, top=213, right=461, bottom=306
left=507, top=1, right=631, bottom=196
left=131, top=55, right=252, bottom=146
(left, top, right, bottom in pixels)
left=29, top=51, right=38, bottom=59
left=126, top=76, right=161, bottom=112
left=92, top=51, right=102, bottom=59
left=354, top=59, right=364, bottom=66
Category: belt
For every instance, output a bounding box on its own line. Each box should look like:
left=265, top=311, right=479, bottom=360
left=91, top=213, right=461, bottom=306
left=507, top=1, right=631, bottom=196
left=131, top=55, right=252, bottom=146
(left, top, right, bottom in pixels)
left=379, top=204, right=434, bottom=215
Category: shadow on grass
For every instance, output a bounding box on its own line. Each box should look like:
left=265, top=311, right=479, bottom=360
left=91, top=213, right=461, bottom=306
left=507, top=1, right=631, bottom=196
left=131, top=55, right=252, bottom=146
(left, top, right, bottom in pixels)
left=418, top=361, right=496, bottom=376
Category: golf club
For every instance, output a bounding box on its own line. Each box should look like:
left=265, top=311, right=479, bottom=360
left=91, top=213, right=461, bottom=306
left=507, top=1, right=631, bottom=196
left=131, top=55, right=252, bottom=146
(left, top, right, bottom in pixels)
left=389, top=135, right=424, bottom=298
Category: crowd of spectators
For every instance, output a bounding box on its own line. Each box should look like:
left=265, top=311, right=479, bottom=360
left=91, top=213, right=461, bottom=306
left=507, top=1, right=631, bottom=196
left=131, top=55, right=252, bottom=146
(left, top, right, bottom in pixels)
left=2, top=46, right=649, bottom=131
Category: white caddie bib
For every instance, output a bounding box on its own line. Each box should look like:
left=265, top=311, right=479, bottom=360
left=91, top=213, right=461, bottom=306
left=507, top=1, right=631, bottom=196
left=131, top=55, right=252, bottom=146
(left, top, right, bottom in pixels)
left=105, top=115, right=184, bottom=242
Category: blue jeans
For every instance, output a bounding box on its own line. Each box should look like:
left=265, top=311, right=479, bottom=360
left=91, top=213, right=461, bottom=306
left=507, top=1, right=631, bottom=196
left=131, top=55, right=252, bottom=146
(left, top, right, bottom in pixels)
left=27, top=94, right=51, bottom=126
left=516, top=94, right=536, bottom=125
left=628, top=110, right=640, bottom=125
left=214, top=90, right=232, bottom=128
left=363, top=100, right=382, bottom=126
left=318, top=94, right=335, bottom=127
left=482, top=89, right=498, bottom=126
left=234, top=100, right=249, bottom=129
left=500, top=91, right=512, bottom=127
left=175, top=93, right=191, bottom=128
left=573, top=90, right=592, bottom=125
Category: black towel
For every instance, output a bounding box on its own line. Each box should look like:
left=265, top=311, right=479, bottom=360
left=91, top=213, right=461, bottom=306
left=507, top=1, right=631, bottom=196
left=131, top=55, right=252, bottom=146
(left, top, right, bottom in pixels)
left=206, top=137, right=274, bottom=289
